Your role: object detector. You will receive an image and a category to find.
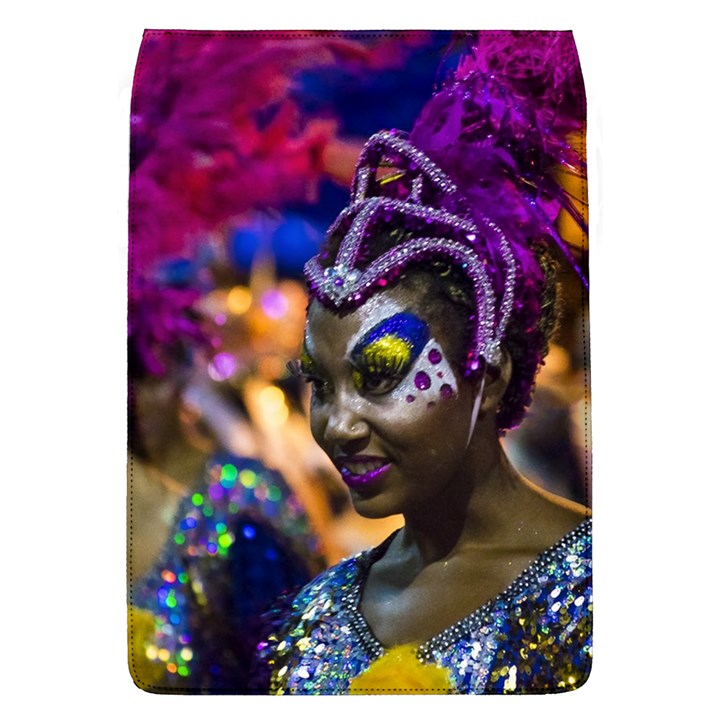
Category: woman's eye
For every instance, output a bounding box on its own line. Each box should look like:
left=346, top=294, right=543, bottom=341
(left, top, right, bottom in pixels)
left=287, top=359, right=331, bottom=399
left=306, top=376, right=331, bottom=399
left=354, top=370, right=402, bottom=396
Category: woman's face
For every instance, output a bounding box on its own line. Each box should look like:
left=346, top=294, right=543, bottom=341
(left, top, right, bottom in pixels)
left=303, top=284, right=481, bottom=518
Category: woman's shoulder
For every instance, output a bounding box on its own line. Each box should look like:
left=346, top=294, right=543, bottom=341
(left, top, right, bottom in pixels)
left=520, top=474, right=591, bottom=551
left=288, top=530, right=399, bottom=608
left=263, top=536, right=394, bottom=646
left=512, top=517, right=592, bottom=603
left=254, top=547, right=373, bottom=675
left=494, top=516, right=592, bottom=608
left=480, top=519, right=592, bottom=693
left=547, top=516, right=591, bottom=571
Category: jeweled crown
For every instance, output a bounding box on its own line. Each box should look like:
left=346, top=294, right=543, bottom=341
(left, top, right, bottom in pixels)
left=304, top=129, right=516, bottom=372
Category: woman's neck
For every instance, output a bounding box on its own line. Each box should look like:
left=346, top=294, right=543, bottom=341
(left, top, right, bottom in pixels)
left=397, top=422, right=533, bottom=566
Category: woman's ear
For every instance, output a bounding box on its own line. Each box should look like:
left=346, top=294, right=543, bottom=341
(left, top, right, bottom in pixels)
left=479, top=347, right=512, bottom=413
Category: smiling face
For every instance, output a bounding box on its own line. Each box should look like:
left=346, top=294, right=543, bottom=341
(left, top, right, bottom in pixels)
left=302, top=282, right=482, bottom=519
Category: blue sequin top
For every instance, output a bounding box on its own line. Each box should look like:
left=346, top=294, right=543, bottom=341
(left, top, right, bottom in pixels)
left=259, top=519, right=591, bottom=694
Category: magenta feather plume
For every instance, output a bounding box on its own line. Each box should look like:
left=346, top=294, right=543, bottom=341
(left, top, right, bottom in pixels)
left=407, top=31, right=587, bottom=428
left=130, top=32, right=369, bottom=277
left=410, top=31, right=586, bottom=253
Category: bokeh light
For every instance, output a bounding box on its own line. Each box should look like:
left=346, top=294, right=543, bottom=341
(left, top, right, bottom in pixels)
left=258, top=385, right=289, bottom=426
left=227, top=286, right=252, bottom=315
left=208, top=352, right=237, bottom=381
left=260, top=289, right=289, bottom=319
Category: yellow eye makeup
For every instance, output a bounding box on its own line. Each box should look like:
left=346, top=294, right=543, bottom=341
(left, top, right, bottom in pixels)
left=350, top=312, right=429, bottom=385
left=299, top=346, right=314, bottom=375
left=361, top=335, right=413, bottom=376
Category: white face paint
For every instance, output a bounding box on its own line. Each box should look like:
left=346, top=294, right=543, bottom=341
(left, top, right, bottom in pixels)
left=345, top=295, right=459, bottom=421
left=305, top=286, right=484, bottom=519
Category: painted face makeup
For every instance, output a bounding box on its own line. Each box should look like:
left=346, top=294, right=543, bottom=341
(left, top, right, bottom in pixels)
left=346, top=307, right=459, bottom=421
left=300, top=298, right=459, bottom=493
left=302, top=287, right=480, bottom=518
left=350, top=311, right=426, bottom=402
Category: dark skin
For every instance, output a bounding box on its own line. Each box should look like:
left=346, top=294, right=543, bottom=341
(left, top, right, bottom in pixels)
left=304, top=283, right=589, bottom=648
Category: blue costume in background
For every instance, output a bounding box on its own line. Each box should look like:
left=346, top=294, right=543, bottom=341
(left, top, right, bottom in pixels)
left=129, top=453, right=322, bottom=692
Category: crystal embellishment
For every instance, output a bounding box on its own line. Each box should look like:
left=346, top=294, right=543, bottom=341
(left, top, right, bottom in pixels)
left=304, top=130, right=518, bottom=371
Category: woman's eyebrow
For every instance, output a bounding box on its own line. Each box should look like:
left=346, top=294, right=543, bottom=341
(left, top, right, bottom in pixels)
left=351, top=312, right=429, bottom=364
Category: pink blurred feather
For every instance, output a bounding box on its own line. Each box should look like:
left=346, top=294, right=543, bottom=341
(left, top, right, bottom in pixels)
left=130, top=32, right=368, bottom=278
left=129, top=32, right=369, bottom=375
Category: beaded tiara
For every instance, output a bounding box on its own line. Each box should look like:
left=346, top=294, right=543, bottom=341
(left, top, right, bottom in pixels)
left=304, top=32, right=587, bottom=391
left=305, top=129, right=515, bottom=371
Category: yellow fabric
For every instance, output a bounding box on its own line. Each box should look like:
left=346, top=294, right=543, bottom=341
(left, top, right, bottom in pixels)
left=349, top=644, right=454, bottom=694
left=128, top=606, right=166, bottom=688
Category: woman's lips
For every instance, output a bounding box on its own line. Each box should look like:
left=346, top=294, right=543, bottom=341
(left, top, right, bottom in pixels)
left=335, top=455, right=391, bottom=490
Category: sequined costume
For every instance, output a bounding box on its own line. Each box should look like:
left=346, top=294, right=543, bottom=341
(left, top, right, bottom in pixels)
left=258, top=519, right=591, bottom=694
left=129, top=452, right=323, bottom=692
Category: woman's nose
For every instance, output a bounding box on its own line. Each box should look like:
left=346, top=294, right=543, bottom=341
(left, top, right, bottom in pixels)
left=324, top=394, right=369, bottom=447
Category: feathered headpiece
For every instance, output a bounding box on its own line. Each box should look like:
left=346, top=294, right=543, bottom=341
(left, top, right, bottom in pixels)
left=305, top=31, right=587, bottom=429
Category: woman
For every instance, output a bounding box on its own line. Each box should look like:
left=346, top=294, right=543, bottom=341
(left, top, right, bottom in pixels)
left=256, top=31, right=591, bottom=694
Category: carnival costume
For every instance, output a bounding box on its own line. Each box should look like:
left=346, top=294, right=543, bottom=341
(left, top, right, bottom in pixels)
left=260, top=520, right=590, bottom=693
left=258, top=31, right=591, bottom=694
left=130, top=452, right=322, bottom=691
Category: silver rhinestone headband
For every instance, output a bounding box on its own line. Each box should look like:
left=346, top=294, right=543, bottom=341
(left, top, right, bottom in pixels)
left=304, top=130, right=517, bottom=372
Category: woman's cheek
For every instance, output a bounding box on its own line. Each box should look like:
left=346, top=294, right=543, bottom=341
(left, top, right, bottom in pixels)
left=309, top=403, right=330, bottom=448
left=389, top=339, right=458, bottom=419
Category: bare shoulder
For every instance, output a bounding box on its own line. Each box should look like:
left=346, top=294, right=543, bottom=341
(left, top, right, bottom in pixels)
left=520, top=477, right=590, bottom=549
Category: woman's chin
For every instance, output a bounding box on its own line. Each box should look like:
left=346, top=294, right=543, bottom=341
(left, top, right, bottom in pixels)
left=348, top=488, right=403, bottom=520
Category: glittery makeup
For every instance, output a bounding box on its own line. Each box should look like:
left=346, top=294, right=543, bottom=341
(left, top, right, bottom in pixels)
left=305, top=291, right=474, bottom=520
left=350, top=312, right=429, bottom=382
left=339, top=299, right=460, bottom=419
left=396, top=338, right=457, bottom=417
